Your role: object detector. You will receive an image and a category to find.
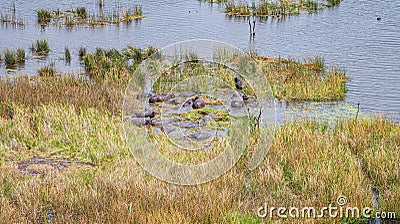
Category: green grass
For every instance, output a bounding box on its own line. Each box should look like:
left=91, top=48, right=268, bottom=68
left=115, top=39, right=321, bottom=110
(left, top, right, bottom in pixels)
left=79, top=46, right=86, bottom=60
left=74, top=7, right=87, bottom=19
left=65, top=46, right=71, bottom=63
left=258, top=56, right=348, bottom=101
left=4, top=49, right=17, bottom=67
left=3, top=47, right=25, bottom=68
left=36, top=8, right=52, bottom=25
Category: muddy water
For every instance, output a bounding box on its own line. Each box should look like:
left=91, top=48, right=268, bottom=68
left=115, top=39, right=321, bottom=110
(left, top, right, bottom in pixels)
left=0, top=0, right=399, bottom=118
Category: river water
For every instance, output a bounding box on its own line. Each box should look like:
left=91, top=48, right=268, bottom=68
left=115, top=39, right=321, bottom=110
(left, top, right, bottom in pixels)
left=1, top=0, right=399, bottom=118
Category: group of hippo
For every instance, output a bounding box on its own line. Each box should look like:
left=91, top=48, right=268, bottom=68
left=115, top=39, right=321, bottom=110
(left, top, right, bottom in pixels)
left=125, top=77, right=249, bottom=128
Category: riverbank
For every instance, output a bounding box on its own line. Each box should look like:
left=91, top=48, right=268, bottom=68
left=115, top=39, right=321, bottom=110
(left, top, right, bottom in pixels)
left=0, top=46, right=398, bottom=223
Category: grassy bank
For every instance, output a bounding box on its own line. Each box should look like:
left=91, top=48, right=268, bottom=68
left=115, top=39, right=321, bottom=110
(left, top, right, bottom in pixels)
left=0, top=104, right=399, bottom=222
left=258, top=56, right=347, bottom=101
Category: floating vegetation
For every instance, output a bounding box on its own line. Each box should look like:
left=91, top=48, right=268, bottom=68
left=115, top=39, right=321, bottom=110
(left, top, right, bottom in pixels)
left=0, top=12, right=25, bottom=27
left=3, top=47, right=25, bottom=68
left=65, top=46, right=71, bottom=64
left=224, top=0, right=343, bottom=17
left=36, top=9, right=51, bottom=25
left=35, top=5, right=144, bottom=27
left=180, top=107, right=231, bottom=127
left=37, top=62, right=56, bottom=77
left=122, top=5, right=143, bottom=22
left=31, top=39, right=50, bottom=56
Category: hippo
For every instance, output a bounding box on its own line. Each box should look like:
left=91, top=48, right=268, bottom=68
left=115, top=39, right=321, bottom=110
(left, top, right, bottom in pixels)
left=134, top=109, right=156, bottom=118
left=123, top=117, right=151, bottom=126
left=174, top=121, right=205, bottom=129
left=149, top=93, right=175, bottom=103
left=151, top=117, right=180, bottom=127
left=192, top=96, right=205, bottom=109
left=242, top=93, right=249, bottom=101
left=231, top=100, right=244, bottom=108
left=179, top=90, right=200, bottom=98
left=186, top=131, right=212, bottom=141
left=234, top=77, right=243, bottom=90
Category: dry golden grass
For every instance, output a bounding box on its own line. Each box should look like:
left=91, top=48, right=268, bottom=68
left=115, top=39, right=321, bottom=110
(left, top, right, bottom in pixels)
left=334, top=117, right=400, bottom=214
left=0, top=74, right=124, bottom=118
left=1, top=104, right=398, bottom=223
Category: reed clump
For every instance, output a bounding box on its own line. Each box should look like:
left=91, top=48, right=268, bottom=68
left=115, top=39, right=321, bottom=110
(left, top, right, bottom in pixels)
left=122, top=5, right=144, bottom=22
left=36, top=5, right=144, bottom=28
left=65, top=46, right=71, bottom=63
left=0, top=13, right=25, bottom=27
left=31, top=39, right=50, bottom=56
left=36, top=8, right=52, bottom=25
left=224, top=0, right=343, bottom=17
left=74, top=7, right=87, bottom=19
left=37, top=63, right=57, bottom=77
left=83, top=46, right=153, bottom=84
left=3, top=47, right=25, bottom=68
left=79, top=46, right=87, bottom=60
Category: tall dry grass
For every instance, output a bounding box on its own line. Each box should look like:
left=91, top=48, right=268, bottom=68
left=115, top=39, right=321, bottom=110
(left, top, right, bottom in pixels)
left=1, top=104, right=398, bottom=223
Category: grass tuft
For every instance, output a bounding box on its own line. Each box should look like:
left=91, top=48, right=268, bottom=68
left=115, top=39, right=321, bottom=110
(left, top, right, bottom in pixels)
left=31, top=39, right=50, bottom=56
left=37, top=62, right=56, bottom=77
left=36, top=8, right=52, bottom=25
left=65, top=46, right=71, bottom=63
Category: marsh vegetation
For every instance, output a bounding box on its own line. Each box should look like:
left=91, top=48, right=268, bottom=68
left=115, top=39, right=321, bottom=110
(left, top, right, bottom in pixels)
left=224, top=0, right=344, bottom=17
left=0, top=45, right=398, bottom=223
left=35, top=5, right=144, bottom=27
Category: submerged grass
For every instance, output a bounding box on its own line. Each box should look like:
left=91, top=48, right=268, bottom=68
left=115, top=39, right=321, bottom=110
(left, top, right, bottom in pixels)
left=0, top=13, right=25, bottom=27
